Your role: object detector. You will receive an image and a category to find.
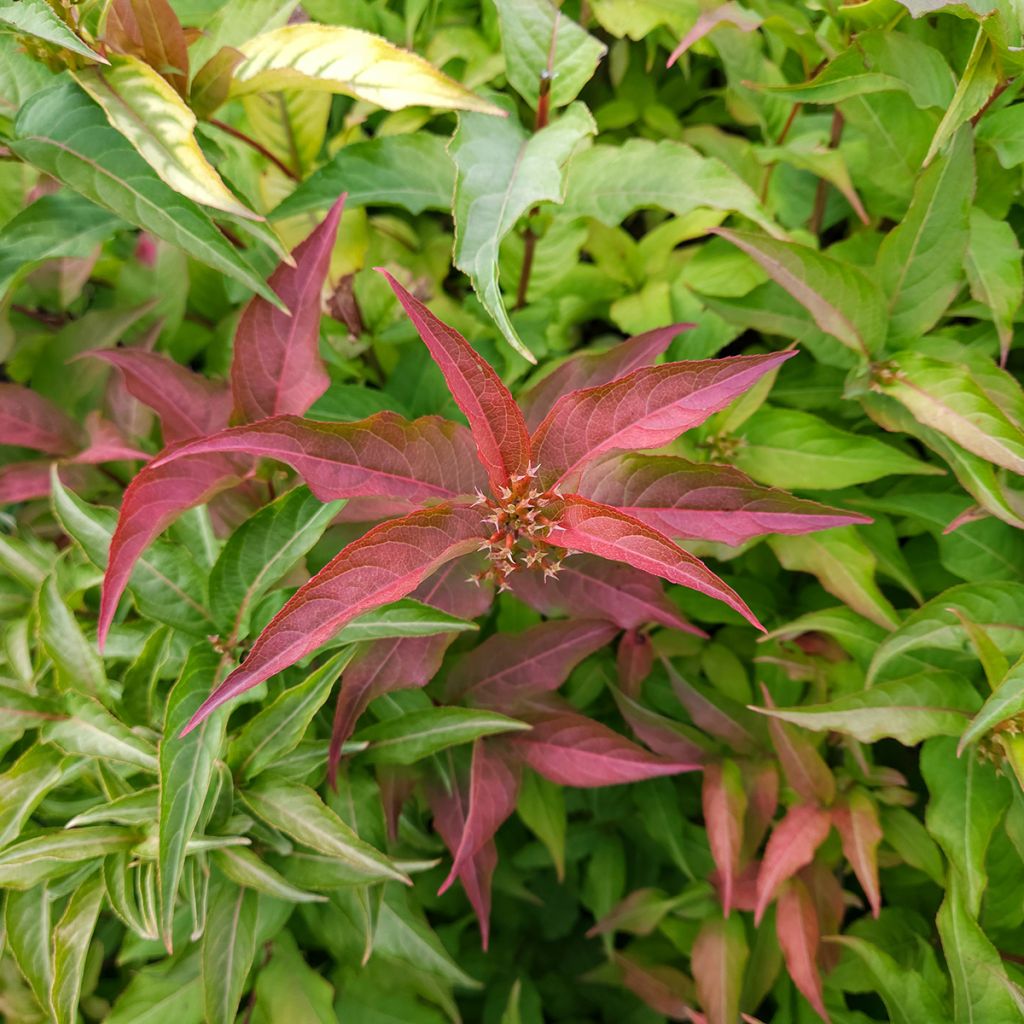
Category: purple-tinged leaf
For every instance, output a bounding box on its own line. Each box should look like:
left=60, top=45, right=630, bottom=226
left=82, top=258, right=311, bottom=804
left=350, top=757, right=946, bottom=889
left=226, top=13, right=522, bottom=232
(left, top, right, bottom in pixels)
left=438, top=740, right=521, bottom=898
left=617, top=630, right=653, bottom=697
left=0, top=384, right=83, bottom=454
left=692, top=914, right=748, bottom=1024
left=612, top=687, right=711, bottom=765
left=70, top=414, right=148, bottom=464
left=743, top=761, right=779, bottom=856
left=379, top=270, right=531, bottom=492
left=555, top=497, right=764, bottom=631
left=149, top=413, right=487, bottom=502
left=776, top=879, right=831, bottom=1023
left=519, top=325, right=689, bottom=430
left=512, top=704, right=699, bottom=786
left=533, top=352, right=794, bottom=485
left=613, top=953, right=702, bottom=1021
left=231, top=198, right=343, bottom=422
left=587, top=888, right=682, bottom=938
left=99, top=454, right=247, bottom=644
left=666, top=4, right=762, bottom=66
left=88, top=349, right=231, bottom=443
left=511, top=554, right=704, bottom=634
left=832, top=790, right=883, bottom=918
left=0, top=461, right=72, bottom=503
left=182, top=505, right=486, bottom=732
left=665, top=661, right=759, bottom=753
left=105, top=0, right=190, bottom=96
left=755, top=805, right=832, bottom=924
left=451, top=618, right=618, bottom=707
left=762, top=684, right=836, bottom=806
left=578, top=455, right=870, bottom=546
left=703, top=761, right=747, bottom=916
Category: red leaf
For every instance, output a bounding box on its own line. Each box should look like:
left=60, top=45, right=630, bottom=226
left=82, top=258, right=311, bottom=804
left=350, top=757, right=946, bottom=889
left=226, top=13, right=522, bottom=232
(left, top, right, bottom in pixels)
left=743, top=761, right=779, bottom=857
left=612, top=687, right=711, bottom=765
left=0, top=461, right=58, bottom=502
left=532, top=351, right=794, bottom=485
left=511, top=554, right=704, bottom=634
left=691, top=915, right=748, bottom=1024
left=0, top=384, right=82, bottom=454
left=89, top=349, right=231, bottom=443
left=554, top=497, right=764, bottom=631
left=512, top=704, right=699, bottom=786
left=666, top=661, right=758, bottom=753
left=519, top=325, right=688, bottom=430
left=148, top=412, right=487, bottom=503
left=776, top=879, right=831, bottom=1023
left=702, top=761, right=747, bottom=916
left=755, top=804, right=832, bottom=924
left=105, top=0, right=190, bottom=95
left=578, top=455, right=870, bottom=546
left=832, top=790, right=883, bottom=918
left=70, top=414, right=148, bottom=464
left=231, top=198, right=344, bottom=422
left=613, top=953, right=701, bottom=1021
left=451, top=618, right=619, bottom=707
left=99, top=453, right=246, bottom=643
left=327, top=559, right=491, bottom=785
left=181, top=505, right=486, bottom=732
left=438, top=740, right=521, bottom=897
left=762, top=684, right=836, bottom=806
left=616, top=629, right=653, bottom=697
left=378, top=270, right=531, bottom=492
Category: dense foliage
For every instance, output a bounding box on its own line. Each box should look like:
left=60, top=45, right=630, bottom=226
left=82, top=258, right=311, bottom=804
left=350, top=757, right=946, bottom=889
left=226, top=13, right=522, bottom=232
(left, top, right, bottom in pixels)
left=3, top=0, right=1024, bottom=1021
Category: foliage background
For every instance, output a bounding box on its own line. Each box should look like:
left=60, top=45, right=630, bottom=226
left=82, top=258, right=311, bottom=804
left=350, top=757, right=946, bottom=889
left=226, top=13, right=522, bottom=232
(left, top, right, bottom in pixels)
left=3, top=0, right=1024, bottom=1022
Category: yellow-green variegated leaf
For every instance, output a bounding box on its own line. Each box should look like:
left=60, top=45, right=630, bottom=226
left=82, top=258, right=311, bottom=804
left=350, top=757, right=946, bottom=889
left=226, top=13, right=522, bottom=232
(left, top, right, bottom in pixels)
left=230, top=24, right=504, bottom=114
left=73, top=54, right=260, bottom=221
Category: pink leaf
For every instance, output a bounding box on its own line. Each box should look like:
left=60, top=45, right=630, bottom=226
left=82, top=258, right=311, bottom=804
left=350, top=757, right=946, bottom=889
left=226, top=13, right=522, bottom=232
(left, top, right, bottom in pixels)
left=762, top=684, right=836, bottom=806
left=554, top=497, right=764, bottom=631
left=231, top=197, right=344, bottom=421
left=519, top=325, right=689, bottom=430
left=666, top=4, right=762, bottom=67
left=691, top=915, right=748, bottom=1024
left=181, top=505, right=486, bottom=732
left=99, top=453, right=246, bottom=644
left=438, top=739, right=521, bottom=897
left=613, top=953, right=701, bottom=1021
left=703, top=761, right=747, bottom=916
left=0, top=461, right=61, bottom=502
left=755, top=804, right=832, bottom=924
left=70, top=414, right=149, bottom=464
left=612, top=687, right=711, bottom=765
left=775, top=879, right=831, bottom=1023
left=743, top=761, right=780, bottom=856
left=148, top=412, right=487, bottom=503
left=666, top=661, right=758, bottom=753
left=450, top=618, right=619, bottom=707
left=0, top=384, right=82, bottom=454
left=512, top=704, right=699, bottom=786
left=511, top=553, right=704, bottom=634
left=832, top=790, right=883, bottom=918
left=378, top=270, right=531, bottom=492
left=578, top=455, right=870, bottom=546
left=88, top=349, right=231, bottom=443
left=616, top=629, right=653, bottom=697
left=532, top=351, right=794, bottom=485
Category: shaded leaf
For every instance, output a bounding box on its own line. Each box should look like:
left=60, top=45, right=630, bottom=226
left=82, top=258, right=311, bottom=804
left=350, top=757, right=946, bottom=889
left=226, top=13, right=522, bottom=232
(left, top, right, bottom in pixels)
left=702, top=760, right=746, bottom=915
left=833, top=789, right=883, bottom=918
left=776, top=879, right=830, bottom=1023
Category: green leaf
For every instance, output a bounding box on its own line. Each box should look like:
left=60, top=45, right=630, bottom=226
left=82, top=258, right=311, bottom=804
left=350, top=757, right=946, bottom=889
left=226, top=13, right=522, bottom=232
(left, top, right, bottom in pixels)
left=37, top=570, right=108, bottom=702
left=10, top=81, right=280, bottom=306
left=733, top=406, right=941, bottom=489
left=68, top=787, right=159, bottom=828
left=43, top=693, right=158, bottom=772
left=240, top=87, right=330, bottom=180
left=326, top=598, right=478, bottom=646
left=105, top=953, right=203, bottom=1024
left=868, top=582, right=1024, bottom=685
left=228, top=649, right=355, bottom=781
left=923, top=736, right=1010, bottom=914
left=249, top=931, right=335, bottom=1024
left=73, top=55, right=259, bottom=220
left=452, top=102, right=595, bottom=361
left=964, top=206, right=1023, bottom=365
left=713, top=228, right=887, bottom=357
left=0, top=192, right=124, bottom=298
left=0, top=0, right=106, bottom=63
left=764, top=606, right=888, bottom=667
left=880, top=806, right=945, bottom=886
left=158, top=648, right=228, bottom=950
left=516, top=769, right=566, bottom=880
left=0, top=827, right=135, bottom=889
left=50, top=872, right=104, bottom=1024
left=209, top=486, right=343, bottom=638
left=201, top=883, right=258, bottom=1024
left=495, top=0, right=606, bottom=109
left=51, top=472, right=214, bottom=637
left=187, top=0, right=299, bottom=72
left=240, top=776, right=407, bottom=883
left=755, top=674, right=980, bottom=745
left=958, top=656, right=1024, bottom=753
left=564, top=140, right=781, bottom=238
left=5, top=884, right=52, bottom=1011
left=230, top=24, right=504, bottom=114
left=876, top=128, right=974, bottom=341
left=271, top=133, right=455, bottom=220
left=769, top=529, right=900, bottom=630
left=0, top=745, right=70, bottom=849
left=210, top=846, right=326, bottom=903
left=354, top=707, right=530, bottom=765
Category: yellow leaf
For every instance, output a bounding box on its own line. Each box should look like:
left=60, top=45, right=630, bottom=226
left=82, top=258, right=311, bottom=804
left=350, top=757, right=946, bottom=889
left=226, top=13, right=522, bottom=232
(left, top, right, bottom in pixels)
left=73, top=54, right=260, bottom=221
left=231, top=24, right=504, bottom=115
